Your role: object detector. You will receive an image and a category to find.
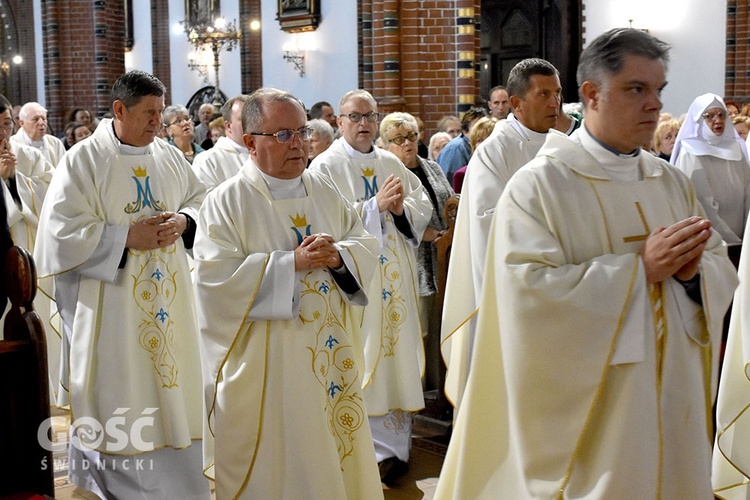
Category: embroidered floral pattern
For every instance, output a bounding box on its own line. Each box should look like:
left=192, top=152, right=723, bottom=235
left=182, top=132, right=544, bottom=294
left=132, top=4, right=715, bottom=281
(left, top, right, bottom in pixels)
left=300, top=271, right=366, bottom=467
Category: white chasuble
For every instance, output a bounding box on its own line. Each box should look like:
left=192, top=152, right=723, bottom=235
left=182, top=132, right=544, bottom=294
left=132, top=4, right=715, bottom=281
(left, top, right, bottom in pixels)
left=310, top=139, right=433, bottom=414
left=191, top=135, right=248, bottom=193
left=34, top=119, right=206, bottom=456
left=440, top=118, right=550, bottom=415
left=713, top=214, right=750, bottom=498
left=435, top=132, right=736, bottom=499
left=195, top=162, right=382, bottom=499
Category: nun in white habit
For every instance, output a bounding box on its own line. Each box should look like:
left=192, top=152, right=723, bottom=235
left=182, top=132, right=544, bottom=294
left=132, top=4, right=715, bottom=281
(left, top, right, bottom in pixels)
left=672, top=93, right=750, bottom=248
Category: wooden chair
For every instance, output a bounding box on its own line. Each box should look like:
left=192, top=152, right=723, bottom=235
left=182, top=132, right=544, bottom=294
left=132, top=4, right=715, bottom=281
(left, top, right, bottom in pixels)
left=0, top=246, right=54, bottom=497
left=436, top=195, right=459, bottom=319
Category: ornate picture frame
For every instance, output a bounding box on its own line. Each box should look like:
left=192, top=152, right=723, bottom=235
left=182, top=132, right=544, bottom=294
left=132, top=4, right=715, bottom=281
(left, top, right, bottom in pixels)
left=277, top=0, right=320, bottom=33
left=186, top=0, right=220, bottom=27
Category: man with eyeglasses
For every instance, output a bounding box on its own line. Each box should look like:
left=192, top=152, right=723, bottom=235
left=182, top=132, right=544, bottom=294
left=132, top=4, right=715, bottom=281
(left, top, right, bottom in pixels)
left=191, top=95, right=251, bottom=192
left=441, top=58, right=562, bottom=417
left=34, top=70, right=209, bottom=499
left=310, top=89, right=433, bottom=486
left=193, top=87, right=383, bottom=498
left=12, top=101, right=66, bottom=167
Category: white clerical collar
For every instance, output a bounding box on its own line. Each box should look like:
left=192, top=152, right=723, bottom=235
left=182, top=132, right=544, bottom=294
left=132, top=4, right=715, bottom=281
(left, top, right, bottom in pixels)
left=507, top=114, right=548, bottom=142
left=342, top=138, right=376, bottom=159
left=107, top=121, right=151, bottom=155
left=20, top=129, right=44, bottom=150
left=578, top=125, right=641, bottom=181
left=257, top=168, right=306, bottom=200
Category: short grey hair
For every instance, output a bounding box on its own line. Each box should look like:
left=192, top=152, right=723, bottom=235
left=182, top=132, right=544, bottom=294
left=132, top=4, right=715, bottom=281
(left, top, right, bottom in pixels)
left=19, top=102, right=46, bottom=121
left=307, top=118, right=334, bottom=142
left=242, top=88, right=306, bottom=133
left=338, top=89, right=377, bottom=114
left=379, top=112, right=418, bottom=146
left=577, top=28, right=670, bottom=105
left=162, top=104, right=189, bottom=126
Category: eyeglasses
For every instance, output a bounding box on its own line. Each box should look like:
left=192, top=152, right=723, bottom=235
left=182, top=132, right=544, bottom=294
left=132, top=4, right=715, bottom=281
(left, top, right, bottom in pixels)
left=250, top=127, right=313, bottom=143
left=389, top=131, right=418, bottom=145
left=168, top=117, right=191, bottom=127
left=341, top=112, right=379, bottom=123
left=702, top=111, right=726, bottom=122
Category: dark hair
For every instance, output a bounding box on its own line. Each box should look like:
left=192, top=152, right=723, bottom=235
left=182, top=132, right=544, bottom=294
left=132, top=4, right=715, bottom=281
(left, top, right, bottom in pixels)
left=461, top=107, right=488, bottom=133
left=109, top=71, right=166, bottom=112
left=506, top=59, right=559, bottom=100
left=577, top=28, right=670, bottom=104
left=309, top=101, right=332, bottom=119
left=0, top=95, right=12, bottom=115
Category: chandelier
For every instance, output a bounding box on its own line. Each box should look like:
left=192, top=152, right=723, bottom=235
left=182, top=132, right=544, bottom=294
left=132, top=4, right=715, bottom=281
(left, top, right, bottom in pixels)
left=183, top=17, right=241, bottom=105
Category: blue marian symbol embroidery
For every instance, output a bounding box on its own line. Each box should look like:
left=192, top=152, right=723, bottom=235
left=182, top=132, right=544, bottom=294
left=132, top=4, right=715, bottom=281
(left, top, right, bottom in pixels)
left=289, top=212, right=312, bottom=245
left=379, top=255, right=388, bottom=265
left=155, top=308, right=169, bottom=323
left=382, top=289, right=392, bottom=301
left=325, top=335, right=339, bottom=349
left=151, top=269, right=164, bottom=281
left=124, top=166, right=167, bottom=214
left=318, top=282, right=330, bottom=294
left=328, top=381, right=342, bottom=398
left=361, top=167, right=378, bottom=199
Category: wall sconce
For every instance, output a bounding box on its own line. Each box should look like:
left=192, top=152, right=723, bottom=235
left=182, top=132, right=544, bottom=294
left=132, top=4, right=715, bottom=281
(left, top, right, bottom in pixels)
left=283, top=49, right=305, bottom=77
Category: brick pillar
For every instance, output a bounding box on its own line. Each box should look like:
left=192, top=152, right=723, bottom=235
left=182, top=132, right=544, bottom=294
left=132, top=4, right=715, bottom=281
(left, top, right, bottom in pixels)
left=240, top=0, right=262, bottom=93
left=371, top=0, right=401, bottom=104
left=151, top=0, right=172, bottom=104
left=725, top=0, right=750, bottom=101
left=359, top=0, right=374, bottom=92
left=455, top=3, right=477, bottom=116
left=43, top=0, right=124, bottom=133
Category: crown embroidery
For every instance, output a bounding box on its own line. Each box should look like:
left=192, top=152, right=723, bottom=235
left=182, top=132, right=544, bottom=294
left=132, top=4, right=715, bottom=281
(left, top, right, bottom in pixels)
left=361, top=167, right=375, bottom=177
left=132, top=166, right=148, bottom=177
left=290, top=212, right=308, bottom=227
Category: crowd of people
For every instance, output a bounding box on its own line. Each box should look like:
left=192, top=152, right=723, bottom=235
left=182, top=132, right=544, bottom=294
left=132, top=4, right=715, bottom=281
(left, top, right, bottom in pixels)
left=4, top=26, right=750, bottom=498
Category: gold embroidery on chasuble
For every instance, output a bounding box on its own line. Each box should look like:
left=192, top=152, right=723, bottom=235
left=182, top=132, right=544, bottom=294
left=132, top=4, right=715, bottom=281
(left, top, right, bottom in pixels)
left=123, top=166, right=179, bottom=388
left=297, top=218, right=365, bottom=467
left=379, top=223, right=407, bottom=357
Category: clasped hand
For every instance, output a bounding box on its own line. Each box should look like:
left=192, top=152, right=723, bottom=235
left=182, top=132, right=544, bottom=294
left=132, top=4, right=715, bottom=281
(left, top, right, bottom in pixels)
left=294, top=233, right=342, bottom=272
left=375, top=174, right=405, bottom=215
left=0, top=139, right=16, bottom=180
left=126, top=212, right=187, bottom=250
left=640, top=216, right=711, bottom=284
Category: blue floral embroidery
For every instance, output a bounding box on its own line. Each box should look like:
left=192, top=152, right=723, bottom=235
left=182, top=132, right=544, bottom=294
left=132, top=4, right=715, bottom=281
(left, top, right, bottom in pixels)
left=151, top=269, right=164, bottom=281
left=382, top=289, right=392, bottom=301
left=325, top=335, right=339, bottom=349
left=155, top=308, right=169, bottom=323
left=318, top=282, right=330, bottom=294
left=328, top=381, right=342, bottom=398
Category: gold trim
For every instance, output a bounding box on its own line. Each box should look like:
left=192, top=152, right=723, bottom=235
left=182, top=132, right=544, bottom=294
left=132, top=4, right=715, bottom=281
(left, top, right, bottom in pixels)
left=558, top=259, right=640, bottom=496
left=234, top=322, right=271, bottom=499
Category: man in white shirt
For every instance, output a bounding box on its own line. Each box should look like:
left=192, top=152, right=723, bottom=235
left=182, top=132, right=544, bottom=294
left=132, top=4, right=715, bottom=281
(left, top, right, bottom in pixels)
left=12, top=102, right=65, bottom=167
left=191, top=95, right=250, bottom=192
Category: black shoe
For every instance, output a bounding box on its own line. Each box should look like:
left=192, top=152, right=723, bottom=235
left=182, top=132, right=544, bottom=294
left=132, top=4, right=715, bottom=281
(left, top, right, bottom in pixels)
left=379, top=456, right=409, bottom=487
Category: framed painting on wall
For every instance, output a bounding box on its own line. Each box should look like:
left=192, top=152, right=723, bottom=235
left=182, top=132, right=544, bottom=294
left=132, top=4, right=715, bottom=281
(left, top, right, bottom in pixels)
left=186, top=0, right=220, bottom=27
left=277, top=0, right=320, bottom=33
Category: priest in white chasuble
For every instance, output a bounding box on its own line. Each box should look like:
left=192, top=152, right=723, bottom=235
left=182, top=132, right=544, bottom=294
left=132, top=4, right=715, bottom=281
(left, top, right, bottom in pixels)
left=440, top=58, right=561, bottom=417
left=310, top=89, right=432, bottom=484
left=0, top=93, right=59, bottom=400
left=435, top=29, right=737, bottom=499
left=194, top=88, right=383, bottom=499
left=34, top=71, right=209, bottom=499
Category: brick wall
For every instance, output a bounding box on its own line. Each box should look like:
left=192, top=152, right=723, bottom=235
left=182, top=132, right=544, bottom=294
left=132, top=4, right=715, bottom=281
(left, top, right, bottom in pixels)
left=240, top=0, right=263, bottom=93
left=359, top=1, right=481, bottom=138
left=151, top=0, right=172, bottom=104
left=43, top=0, right=125, bottom=133
left=726, top=0, right=748, bottom=101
